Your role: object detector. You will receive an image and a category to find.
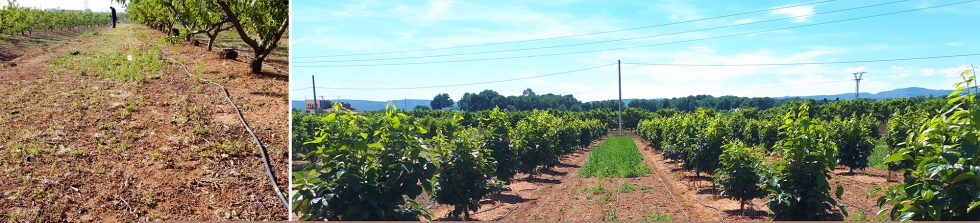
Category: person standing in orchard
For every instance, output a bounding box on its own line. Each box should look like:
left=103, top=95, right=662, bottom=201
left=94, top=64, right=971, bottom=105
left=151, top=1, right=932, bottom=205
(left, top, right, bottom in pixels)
left=110, top=6, right=117, bottom=28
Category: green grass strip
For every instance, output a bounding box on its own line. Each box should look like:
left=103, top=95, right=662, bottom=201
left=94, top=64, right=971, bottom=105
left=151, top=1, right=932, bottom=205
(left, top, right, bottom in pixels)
left=578, top=136, right=651, bottom=178
left=867, top=139, right=890, bottom=170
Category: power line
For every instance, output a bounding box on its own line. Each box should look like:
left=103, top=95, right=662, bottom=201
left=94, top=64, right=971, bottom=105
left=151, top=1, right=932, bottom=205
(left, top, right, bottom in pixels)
left=649, top=80, right=853, bottom=94
left=295, top=0, right=901, bottom=63
left=306, top=86, right=607, bottom=95
left=293, top=0, right=977, bottom=68
left=293, top=77, right=607, bottom=94
left=295, top=0, right=566, bottom=24
left=302, top=63, right=616, bottom=90
left=293, top=0, right=838, bottom=59
left=621, top=53, right=980, bottom=67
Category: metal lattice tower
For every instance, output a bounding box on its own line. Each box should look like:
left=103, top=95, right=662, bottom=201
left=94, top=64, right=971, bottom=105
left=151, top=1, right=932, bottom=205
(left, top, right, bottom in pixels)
left=852, top=72, right=865, bottom=99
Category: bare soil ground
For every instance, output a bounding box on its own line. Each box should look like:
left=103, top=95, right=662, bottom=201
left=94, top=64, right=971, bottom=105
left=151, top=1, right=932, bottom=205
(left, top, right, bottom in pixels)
left=0, top=22, right=288, bottom=222
left=418, top=132, right=899, bottom=221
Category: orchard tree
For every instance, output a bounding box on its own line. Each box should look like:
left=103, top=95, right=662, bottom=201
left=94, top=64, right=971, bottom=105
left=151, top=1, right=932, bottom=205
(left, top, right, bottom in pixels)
left=715, top=141, right=766, bottom=212
left=828, top=116, right=874, bottom=173
left=215, top=0, right=288, bottom=74
left=163, top=0, right=232, bottom=50
left=872, top=68, right=980, bottom=221
left=763, top=104, right=845, bottom=220
left=433, top=127, right=502, bottom=219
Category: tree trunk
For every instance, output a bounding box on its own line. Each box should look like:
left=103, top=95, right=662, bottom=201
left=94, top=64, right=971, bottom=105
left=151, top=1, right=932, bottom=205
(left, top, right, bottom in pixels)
left=249, top=58, right=262, bottom=74
left=206, top=33, right=217, bottom=51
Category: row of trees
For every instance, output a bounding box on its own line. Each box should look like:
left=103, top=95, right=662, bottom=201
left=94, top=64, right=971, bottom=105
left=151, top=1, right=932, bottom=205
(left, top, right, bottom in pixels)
left=636, top=104, right=874, bottom=220
left=635, top=67, right=979, bottom=220
left=291, top=105, right=607, bottom=220
left=0, top=0, right=112, bottom=38
left=116, top=0, right=288, bottom=74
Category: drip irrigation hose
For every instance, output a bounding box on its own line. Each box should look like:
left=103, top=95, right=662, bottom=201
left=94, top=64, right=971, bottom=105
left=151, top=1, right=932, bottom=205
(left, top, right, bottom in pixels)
left=694, top=183, right=725, bottom=221
left=473, top=197, right=501, bottom=214
left=491, top=183, right=539, bottom=221
left=751, top=201, right=772, bottom=218
left=145, top=29, right=288, bottom=209
left=839, top=199, right=874, bottom=215
left=647, top=143, right=690, bottom=221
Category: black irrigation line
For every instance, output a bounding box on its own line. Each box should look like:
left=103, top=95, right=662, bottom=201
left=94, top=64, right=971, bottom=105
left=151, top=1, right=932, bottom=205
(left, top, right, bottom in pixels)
left=473, top=198, right=502, bottom=215
left=492, top=183, right=540, bottom=221
left=646, top=143, right=691, bottom=221
left=839, top=198, right=875, bottom=215
left=145, top=28, right=288, bottom=209
left=693, top=180, right=725, bottom=221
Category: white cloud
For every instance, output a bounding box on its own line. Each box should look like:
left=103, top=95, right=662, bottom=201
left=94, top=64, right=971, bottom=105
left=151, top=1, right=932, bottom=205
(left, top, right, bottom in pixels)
left=771, top=5, right=814, bottom=22
left=841, top=66, right=866, bottom=73
left=887, top=73, right=911, bottom=79
left=587, top=47, right=851, bottom=99
left=939, top=66, right=973, bottom=77
left=417, top=10, right=597, bottom=48
left=922, top=68, right=936, bottom=76
left=394, top=31, right=417, bottom=41
left=947, top=41, right=964, bottom=46
left=292, top=35, right=311, bottom=45
left=424, top=0, right=456, bottom=21
left=735, top=18, right=754, bottom=24
left=657, top=0, right=700, bottom=21
left=307, top=36, right=382, bottom=50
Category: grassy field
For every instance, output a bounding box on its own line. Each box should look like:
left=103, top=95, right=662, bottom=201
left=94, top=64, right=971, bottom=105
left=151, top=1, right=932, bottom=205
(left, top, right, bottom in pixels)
left=578, top=136, right=651, bottom=178
left=867, top=139, right=890, bottom=170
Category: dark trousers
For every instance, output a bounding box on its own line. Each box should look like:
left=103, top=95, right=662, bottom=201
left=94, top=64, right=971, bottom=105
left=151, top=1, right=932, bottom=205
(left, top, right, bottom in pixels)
left=112, top=18, right=117, bottom=28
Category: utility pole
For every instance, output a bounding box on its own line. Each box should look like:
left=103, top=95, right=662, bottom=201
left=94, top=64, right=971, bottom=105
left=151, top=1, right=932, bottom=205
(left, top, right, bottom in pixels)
left=852, top=72, right=865, bottom=100
left=618, top=60, right=623, bottom=135
left=311, top=75, right=318, bottom=113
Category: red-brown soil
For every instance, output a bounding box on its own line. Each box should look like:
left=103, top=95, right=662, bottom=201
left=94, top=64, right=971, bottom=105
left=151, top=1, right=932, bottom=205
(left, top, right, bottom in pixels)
left=0, top=22, right=288, bottom=222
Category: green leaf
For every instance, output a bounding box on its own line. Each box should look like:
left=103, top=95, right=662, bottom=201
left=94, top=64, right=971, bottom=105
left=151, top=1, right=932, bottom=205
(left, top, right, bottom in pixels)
left=968, top=201, right=980, bottom=212
left=836, top=185, right=844, bottom=199
left=950, top=172, right=976, bottom=184
left=922, top=189, right=935, bottom=202
left=352, top=140, right=368, bottom=150
left=940, top=151, right=961, bottom=164
left=963, top=140, right=980, bottom=158
left=321, top=113, right=337, bottom=122
left=883, top=153, right=908, bottom=163
left=897, top=211, right=916, bottom=221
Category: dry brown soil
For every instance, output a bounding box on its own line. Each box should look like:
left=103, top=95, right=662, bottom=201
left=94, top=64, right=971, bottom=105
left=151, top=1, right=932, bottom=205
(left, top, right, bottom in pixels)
left=0, top=22, right=288, bottom=222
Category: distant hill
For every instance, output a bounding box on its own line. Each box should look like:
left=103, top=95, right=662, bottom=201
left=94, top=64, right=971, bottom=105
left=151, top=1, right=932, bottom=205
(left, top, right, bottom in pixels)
left=291, top=99, right=431, bottom=111
left=781, top=87, right=953, bottom=100
left=292, top=87, right=953, bottom=112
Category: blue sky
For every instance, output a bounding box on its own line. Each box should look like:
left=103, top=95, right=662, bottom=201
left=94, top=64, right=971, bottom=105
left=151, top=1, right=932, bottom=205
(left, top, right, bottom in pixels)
left=289, top=0, right=979, bottom=102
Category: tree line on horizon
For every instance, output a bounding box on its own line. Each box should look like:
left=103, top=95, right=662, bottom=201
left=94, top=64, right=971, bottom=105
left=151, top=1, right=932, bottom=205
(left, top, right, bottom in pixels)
left=424, top=88, right=944, bottom=115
